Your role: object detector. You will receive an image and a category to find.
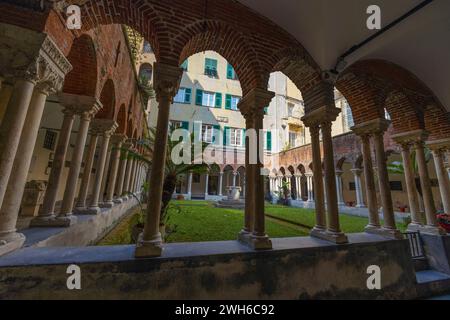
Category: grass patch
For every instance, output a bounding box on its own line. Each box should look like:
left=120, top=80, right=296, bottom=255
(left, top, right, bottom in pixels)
left=265, top=204, right=408, bottom=233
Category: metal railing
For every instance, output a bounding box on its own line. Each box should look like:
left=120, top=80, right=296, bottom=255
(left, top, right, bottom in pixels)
left=403, top=231, right=426, bottom=259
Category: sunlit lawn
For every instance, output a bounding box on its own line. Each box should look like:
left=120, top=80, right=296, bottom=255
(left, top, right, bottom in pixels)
left=98, top=200, right=407, bottom=245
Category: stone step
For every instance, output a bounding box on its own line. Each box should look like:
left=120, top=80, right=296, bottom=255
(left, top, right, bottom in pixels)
left=416, top=270, right=450, bottom=299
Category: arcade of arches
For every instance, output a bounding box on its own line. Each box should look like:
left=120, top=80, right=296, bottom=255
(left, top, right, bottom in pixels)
left=0, top=0, right=449, bottom=299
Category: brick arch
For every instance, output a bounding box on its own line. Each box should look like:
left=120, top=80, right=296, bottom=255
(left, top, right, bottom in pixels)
left=72, top=0, right=167, bottom=63
left=62, top=34, right=97, bottom=96
left=384, top=90, right=424, bottom=134
left=116, top=104, right=127, bottom=134
left=267, top=47, right=322, bottom=97
left=96, top=79, right=115, bottom=119
left=424, top=104, right=450, bottom=141
left=336, top=59, right=443, bottom=127
left=176, top=20, right=264, bottom=95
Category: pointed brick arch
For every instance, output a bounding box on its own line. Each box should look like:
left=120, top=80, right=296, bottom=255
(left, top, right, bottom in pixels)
left=96, top=79, right=116, bottom=119
left=62, top=34, right=97, bottom=97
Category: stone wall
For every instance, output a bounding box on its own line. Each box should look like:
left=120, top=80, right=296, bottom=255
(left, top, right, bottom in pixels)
left=0, top=234, right=418, bottom=299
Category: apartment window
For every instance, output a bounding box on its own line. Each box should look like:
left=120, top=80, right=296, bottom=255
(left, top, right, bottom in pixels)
left=289, top=131, right=298, bottom=148
left=287, top=102, right=295, bottom=117
left=170, top=121, right=183, bottom=129
left=202, top=124, right=215, bottom=143
left=174, top=87, right=192, bottom=104
left=264, top=106, right=269, bottom=115
left=225, top=94, right=240, bottom=110
left=180, top=60, right=188, bottom=72
left=142, top=41, right=152, bottom=53
left=139, top=63, right=152, bottom=82
left=227, top=63, right=238, bottom=80
left=196, top=90, right=221, bottom=108
left=204, top=58, right=218, bottom=78
left=230, top=128, right=243, bottom=146
left=43, top=130, right=57, bottom=150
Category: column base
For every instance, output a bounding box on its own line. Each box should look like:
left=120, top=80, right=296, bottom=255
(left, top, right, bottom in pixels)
left=310, top=228, right=348, bottom=244
left=0, top=232, right=25, bottom=256
left=237, top=229, right=252, bottom=244
left=337, top=202, right=346, bottom=207
left=101, top=201, right=114, bottom=208
left=113, top=198, right=123, bottom=204
left=135, top=233, right=163, bottom=258
left=73, top=206, right=86, bottom=215
left=77, top=207, right=102, bottom=215
left=30, top=215, right=77, bottom=227
left=418, top=225, right=447, bottom=236
left=365, top=225, right=403, bottom=240
left=355, top=204, right=367, bottom=208
left=249, top=234, right=273, bottom=250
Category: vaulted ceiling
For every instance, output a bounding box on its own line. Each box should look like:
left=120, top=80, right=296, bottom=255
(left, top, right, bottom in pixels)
left=238, top=0, right=450, bottom=112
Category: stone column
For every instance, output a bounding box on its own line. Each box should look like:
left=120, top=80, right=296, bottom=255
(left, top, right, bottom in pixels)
left=412, top=132, right=445, bottom=235
left=136, top=63, right=183, bottom=258
left=99, top=145, right=113, bottom=204
left=31, top=109, right=75, bottom=226
left=232, top=171, right=237, bottom=187
left=204, top=174, right=209, bottom=198
left=58, top=96, right=101, bottom=222
left=218, top=172, right=223, bottom=196
left=0, top=30, right=71, bottom=215
left=103, top=134, right=127, bottom=207
left=114, top=145, right=129, bottom=202
left=0, top=83, right=55, bottom=254
left=335, top=170, right=345, bottom=206
left=75, top=132, right=99, bottom=212
left=238, top=88, right=274, bottom=250
left=187, top=172, right=193, bottom=198
left=122, top=150, right=134, bottom=199
left=354, top=119, right=401, bottom=239
left=321, top=119, right=348, bottom=243
left=428, top=141, right=450, bottom=215
left=302, top=121, right=326, bottom=236
left=351, top=168, right=366, bottom=208
left=392, top=133, right=423, bottom=230
left=83, top=119, right=118, bottom=215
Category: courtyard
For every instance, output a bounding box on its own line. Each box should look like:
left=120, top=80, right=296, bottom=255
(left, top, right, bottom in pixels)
left=99, top=200, right=409, bottom=245
left=0, top=0, right=450, bottom=302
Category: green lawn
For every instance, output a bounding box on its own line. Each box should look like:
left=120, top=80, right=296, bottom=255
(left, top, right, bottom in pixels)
left=265, top=204, right=408, bottom=233
left=98, top=200, right=407, bottom=245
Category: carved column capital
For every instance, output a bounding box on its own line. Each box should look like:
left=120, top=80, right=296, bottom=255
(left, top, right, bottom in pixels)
left=153, top=63, right=183, bottom=104
left=351, top=168, right=363, bottom=176
left=0, top=24, right=72, bottom=90
left=59, top=93, right=102, bottom=120
left=426, top=138, right=450, bottom=154
left=351, top=118, right=391, bottom=138
left=238, top=87, right=275, bottom=121
left=111, top=134, right=127, bottom=146
left=391, top=129, right=429, bottom=151
left=91, top=119, right=118, bottom=137
left=301, top=105, right=340, bottom=128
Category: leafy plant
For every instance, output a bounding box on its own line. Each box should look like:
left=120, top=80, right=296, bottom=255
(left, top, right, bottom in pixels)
left=125, top=125, right=211, bottom=227
left=275, top=180, right=291, bottom=206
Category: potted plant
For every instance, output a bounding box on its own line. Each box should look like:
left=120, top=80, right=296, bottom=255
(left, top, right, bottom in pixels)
left=437, top=214, right=450, bottom=233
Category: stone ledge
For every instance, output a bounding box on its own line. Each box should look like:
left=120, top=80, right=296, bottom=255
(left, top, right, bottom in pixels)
left=0, top=233, right=417, bottom=299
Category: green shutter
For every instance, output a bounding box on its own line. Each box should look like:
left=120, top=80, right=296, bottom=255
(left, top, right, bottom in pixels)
left=266, top=131, right=272, bottom=151
left=225, top=94, right=232, bottom=110
left=184, top=88, right=192, bottom=103
left=242, top=128, right=246, bottom=146
left=264, top=106, right=268, bottom=115
left=196, top=89, right=203, bottom=106
left=215, top=92, right=222, bottom=108
left=213, top=125, right=221, bottom=144
left=223, top=126, right=230, bottom=146
left=227, top=63, right=234, bottom=79
left=181, top=121, right=189, bottom=131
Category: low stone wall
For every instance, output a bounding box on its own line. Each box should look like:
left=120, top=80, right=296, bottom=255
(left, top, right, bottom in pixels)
left=22, top=197, right=139, bottom=248
left=0, top=234, right=418, bottom=299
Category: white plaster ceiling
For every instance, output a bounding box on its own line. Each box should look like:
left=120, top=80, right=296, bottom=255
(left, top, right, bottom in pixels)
left=237, top=0, right=450, bottom=111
